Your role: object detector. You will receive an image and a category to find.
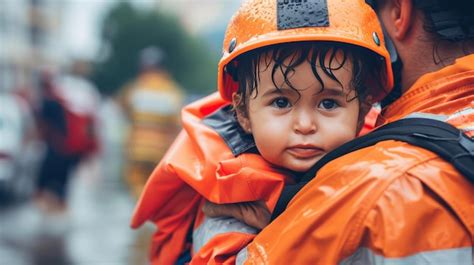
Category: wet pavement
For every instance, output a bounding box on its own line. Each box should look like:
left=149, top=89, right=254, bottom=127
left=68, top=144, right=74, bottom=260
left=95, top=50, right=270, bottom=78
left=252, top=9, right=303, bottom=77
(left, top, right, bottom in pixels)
left=0, top=157, right=153, bottom=265
left=0, top=100, right=153, bottom=265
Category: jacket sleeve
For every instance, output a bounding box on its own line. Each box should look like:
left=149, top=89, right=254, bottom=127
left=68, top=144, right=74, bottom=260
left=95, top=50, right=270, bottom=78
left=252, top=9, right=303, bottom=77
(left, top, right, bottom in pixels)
left=188, top=153, right=292, bottom=265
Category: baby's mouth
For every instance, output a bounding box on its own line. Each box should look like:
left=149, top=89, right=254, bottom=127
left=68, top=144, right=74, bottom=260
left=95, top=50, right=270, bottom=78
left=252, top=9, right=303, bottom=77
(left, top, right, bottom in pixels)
left=286, top=145, right=324, bottom=159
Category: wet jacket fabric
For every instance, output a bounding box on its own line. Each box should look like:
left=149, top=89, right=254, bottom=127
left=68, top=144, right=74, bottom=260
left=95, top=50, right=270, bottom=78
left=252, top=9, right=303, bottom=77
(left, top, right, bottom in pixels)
left=242, top=54, right=474, bottom=264
left=130, top=92, right=293, bottom=265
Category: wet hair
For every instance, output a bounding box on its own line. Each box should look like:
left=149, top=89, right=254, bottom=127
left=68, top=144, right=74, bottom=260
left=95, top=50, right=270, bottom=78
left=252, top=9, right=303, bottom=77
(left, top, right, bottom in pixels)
left=228, top=41, right=386, bottom=114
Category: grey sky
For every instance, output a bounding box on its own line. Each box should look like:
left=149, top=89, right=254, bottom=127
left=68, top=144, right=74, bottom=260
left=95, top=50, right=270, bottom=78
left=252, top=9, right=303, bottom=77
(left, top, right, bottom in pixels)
left=61, top=1, right=113, bottom=60
left=61, top=0, right=241, bottom=60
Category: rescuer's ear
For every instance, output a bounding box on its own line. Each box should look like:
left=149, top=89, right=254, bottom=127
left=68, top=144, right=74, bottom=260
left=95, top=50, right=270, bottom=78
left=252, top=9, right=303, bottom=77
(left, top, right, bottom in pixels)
left=382, top=0, right=415, bottom=41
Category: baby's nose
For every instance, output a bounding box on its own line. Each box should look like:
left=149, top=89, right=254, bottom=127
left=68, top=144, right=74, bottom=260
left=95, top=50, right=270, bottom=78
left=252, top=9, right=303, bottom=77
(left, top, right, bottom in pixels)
left=293, top=112, right=317, bottom=135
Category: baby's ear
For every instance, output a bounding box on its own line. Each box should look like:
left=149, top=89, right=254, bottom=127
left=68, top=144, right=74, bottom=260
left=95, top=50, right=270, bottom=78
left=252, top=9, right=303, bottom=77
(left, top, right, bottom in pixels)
left=232, top=93, right=252, bottom=133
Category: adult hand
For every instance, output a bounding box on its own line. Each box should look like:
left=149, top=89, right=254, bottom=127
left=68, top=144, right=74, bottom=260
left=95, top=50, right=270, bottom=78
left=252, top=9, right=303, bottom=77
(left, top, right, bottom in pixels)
left=202, top=200, right=271, bottom=230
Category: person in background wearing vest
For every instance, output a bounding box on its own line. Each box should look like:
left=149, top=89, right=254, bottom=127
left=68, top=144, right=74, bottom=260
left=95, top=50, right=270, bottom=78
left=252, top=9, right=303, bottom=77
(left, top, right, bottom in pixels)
left=119, top=46, right=184, bottom=198
left=130, top=0, right=396, bottom=263
left=204, top=0, right=474, bottom=264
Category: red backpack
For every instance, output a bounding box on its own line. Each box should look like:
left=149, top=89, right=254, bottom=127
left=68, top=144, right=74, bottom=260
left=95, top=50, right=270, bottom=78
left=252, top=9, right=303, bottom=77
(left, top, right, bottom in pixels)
left=61, top=108, right=98, bottom=156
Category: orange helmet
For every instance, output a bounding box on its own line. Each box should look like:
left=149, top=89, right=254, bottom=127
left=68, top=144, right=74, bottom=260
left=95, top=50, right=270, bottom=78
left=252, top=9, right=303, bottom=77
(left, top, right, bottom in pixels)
left=218, top=0, right=394, bottom=103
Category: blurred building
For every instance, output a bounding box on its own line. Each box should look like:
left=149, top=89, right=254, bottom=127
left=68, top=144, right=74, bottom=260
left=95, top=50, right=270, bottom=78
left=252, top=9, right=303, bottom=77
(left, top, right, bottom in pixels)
left=155, top=0, right=242, bottom=52
left=0, top=0, right=64, bottom=93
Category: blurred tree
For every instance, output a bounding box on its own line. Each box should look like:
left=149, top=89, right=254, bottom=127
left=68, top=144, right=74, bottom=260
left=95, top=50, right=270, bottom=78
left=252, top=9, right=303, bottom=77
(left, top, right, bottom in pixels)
left=92, top=2, right=218, bottom=96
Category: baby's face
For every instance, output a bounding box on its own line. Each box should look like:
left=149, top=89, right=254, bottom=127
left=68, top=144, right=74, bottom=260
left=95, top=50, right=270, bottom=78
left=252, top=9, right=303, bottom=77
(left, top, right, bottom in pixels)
left=241, top=53, right=360, bottom=172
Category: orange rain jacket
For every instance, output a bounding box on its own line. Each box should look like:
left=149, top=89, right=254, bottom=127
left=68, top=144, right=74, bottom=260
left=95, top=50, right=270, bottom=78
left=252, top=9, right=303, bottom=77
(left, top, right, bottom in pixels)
left=130, top=93, right=293, bottom=264
left=131, top=93, right=380, bottom=264
left=242, top=54, right=474, bottom=264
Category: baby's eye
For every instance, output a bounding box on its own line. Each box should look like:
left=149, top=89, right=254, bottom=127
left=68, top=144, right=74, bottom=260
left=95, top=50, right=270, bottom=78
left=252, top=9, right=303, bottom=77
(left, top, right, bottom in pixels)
left=271, top=97, right=291, bottom=108
left=318, top=99, right=339, bottom=110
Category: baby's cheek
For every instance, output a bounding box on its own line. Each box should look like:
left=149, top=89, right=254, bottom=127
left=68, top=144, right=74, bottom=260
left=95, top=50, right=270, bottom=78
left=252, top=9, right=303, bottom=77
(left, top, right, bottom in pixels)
left=325, top=126, right=357, bottom=150
left=254, top=134, right=284, bottom=161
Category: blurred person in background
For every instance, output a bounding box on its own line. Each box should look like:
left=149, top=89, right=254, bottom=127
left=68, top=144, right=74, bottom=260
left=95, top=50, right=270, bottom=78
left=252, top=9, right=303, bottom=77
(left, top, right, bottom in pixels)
left=34, top=61, right=101, bottom=215
left=119, top=46, right=184, bottom=198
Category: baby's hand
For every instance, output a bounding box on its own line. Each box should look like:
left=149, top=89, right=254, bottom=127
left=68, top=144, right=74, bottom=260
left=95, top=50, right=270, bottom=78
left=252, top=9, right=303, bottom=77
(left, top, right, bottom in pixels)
left=202, top=200, right=271, bottom=229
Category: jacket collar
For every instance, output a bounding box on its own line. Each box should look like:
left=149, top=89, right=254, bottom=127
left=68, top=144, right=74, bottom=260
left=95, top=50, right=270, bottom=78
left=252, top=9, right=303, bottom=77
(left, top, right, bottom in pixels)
left=202, top=105, right=257, bottom=156
left=381, top=54, right=474, bottom=124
